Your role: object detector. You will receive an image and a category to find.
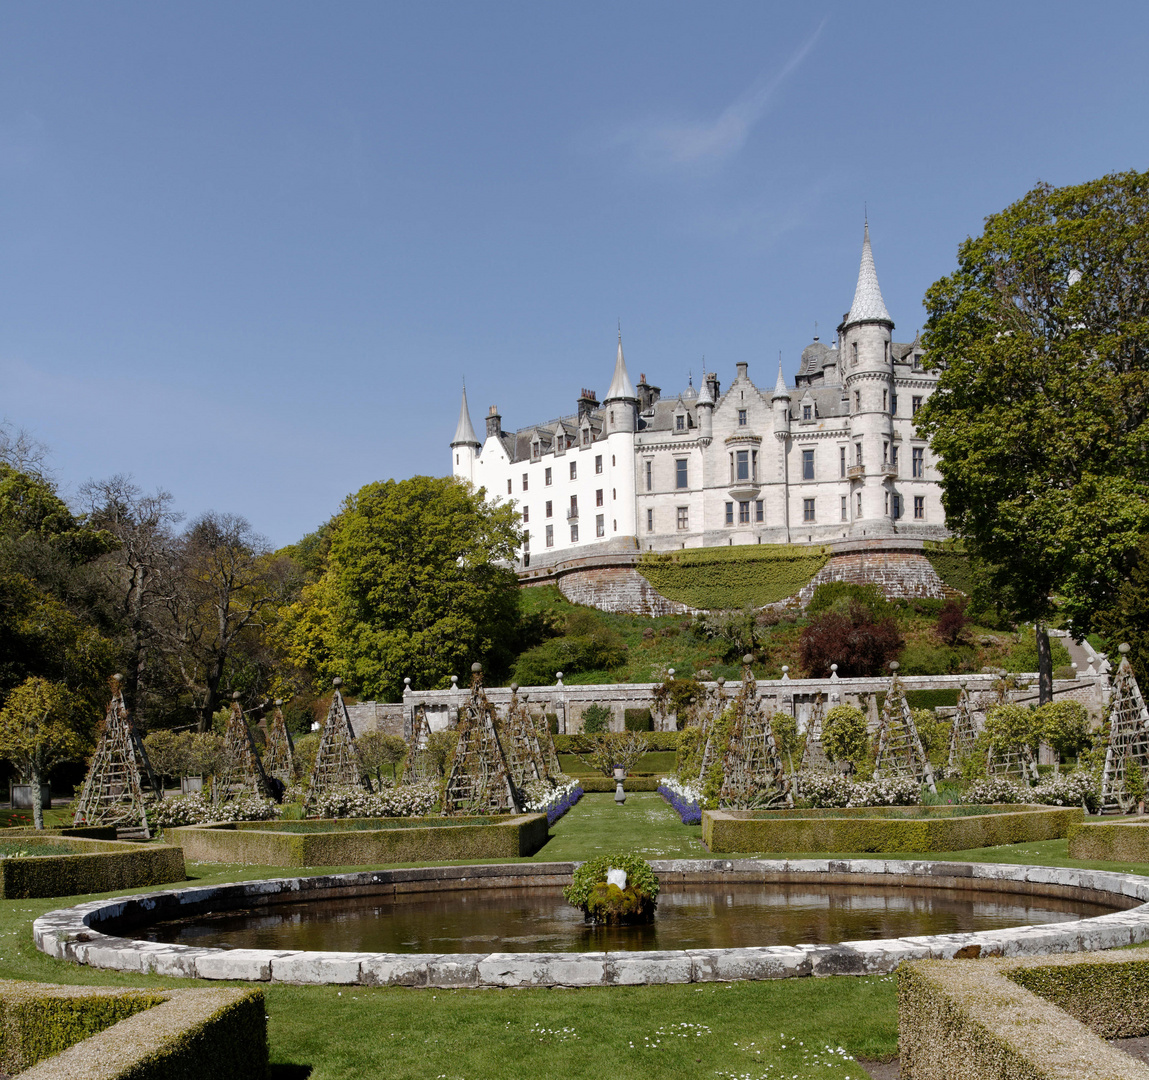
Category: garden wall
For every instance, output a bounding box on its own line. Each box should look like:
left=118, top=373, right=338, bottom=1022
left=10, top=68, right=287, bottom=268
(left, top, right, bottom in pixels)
left=0, top=979, right=265, bottom=1080
left=0, top=836, right=186, bottom=899
left=173, top=813, right=549, bottom=866
left=702, top=805, right=1083, bottom=854
left=898, top=951, right=1149, bottom=1079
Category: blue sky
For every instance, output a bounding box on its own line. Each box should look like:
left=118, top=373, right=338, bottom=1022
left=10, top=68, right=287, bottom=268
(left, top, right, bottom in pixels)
left=2, top=2, right=1146, bottom=547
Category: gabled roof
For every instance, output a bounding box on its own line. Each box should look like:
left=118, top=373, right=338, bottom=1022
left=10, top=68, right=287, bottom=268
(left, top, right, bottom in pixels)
left=604, top=334, right=637, bottom=401
left=845, top=222, right=893, bottom=327
left=452, top=386, right=481, bottom=446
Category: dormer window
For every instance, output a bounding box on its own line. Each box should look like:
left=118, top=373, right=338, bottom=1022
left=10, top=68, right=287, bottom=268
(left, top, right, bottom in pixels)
left=581, top=428, right=590, bottom=446
left=531, top=440, right=541, bottom=461
left=675, top=414, right=685, bottom=431
left=802, top=404, right=812, bottom=421
left=913, top=353, right=922, bottom=371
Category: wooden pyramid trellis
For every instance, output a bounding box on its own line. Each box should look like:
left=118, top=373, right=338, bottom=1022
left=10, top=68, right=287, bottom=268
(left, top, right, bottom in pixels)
left=1100, top=645, right=1149, bottom=813
left=945, top=684, right=981, bottom=776
left=502, top=684, right=549, bottom=790
left=215, top=694, right=272, bottom=802
left=981, top=673, right=1038, bottom=782
left=718, top=656, right=791, bottom=809
left=442, top=664, right=520, bottom=815
left=306, top=678, right=371, bottom=809
left=403, top=704, right=440, bottom=783
left=74, top=675, right=161, bottom=837
left=873, top=664, right=937, bottom=793
left=800, top=693, right=833, bottom=772
left=532, top=701, right=562, bottom=779
left=696, top=677, right=728, bottom=781
left=263, top=699, right=294, bottom=787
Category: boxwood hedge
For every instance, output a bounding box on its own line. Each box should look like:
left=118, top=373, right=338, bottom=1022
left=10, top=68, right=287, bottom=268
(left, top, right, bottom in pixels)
left=702, top=804, right=1081, bottom=853
left=1067, top=819, right=1149, bottom=862
left=0, top=836, right=186, bottom=899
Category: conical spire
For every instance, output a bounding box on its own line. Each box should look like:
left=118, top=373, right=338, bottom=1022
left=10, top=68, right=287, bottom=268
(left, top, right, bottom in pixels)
left=697, top=374, right=714, bottom=406
left=845, top=222, right=892, bottom=327
left=772, top=361, right=790, bottom=400
left=604, top=331, right=636, bottom=401
left=451, top=384, right=481, bottom=447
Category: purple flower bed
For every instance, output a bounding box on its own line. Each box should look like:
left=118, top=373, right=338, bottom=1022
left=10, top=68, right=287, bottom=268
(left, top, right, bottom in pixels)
left=545, top=783, right=583, bottom=826
left=658, top=782, right=702, bottom=826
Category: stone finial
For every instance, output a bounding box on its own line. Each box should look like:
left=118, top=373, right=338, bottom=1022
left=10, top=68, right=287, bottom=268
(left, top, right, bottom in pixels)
left=716, top=677, right=725, bottom=687
left=555, top=671, right=563, bottom=681
left=743, top=654, right=754, bottom=666
left=472, top=662, right=482, bottom=674
left=1120, top=643, right=1131, bottom=655
left=889, top=661, right=900, bottom=672
left=830, top=663, right=839, bottom=680
left=232, top=691, right=241, bottom=701
left=510, top=682, right=519, bottom=693
left=668, top=668, right=675, bottom=678
left=781, top=665, right=789, bottom=680
left=274, top=698, right=283, bottom=706
left=403, top=677, right=411, bottom=692
left=333, top=677, right=343, bottom=688
left=112, top=673, right=123, bottom=684
left=450, top=675, right=458, bottom=687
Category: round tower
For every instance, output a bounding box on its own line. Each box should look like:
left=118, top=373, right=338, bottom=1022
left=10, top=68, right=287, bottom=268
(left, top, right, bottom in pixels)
left=696, top=371, right=714, bottom=441
left=450, top=384, right=482, bottom=484
left=602, top=331, right=638, bottom=540
left=771, top=362, right=791, bottom=437
left=841, top=223, right=896, bottom=534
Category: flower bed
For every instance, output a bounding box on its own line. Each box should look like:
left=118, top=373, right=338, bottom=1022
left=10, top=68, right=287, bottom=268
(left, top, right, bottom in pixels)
left=307, top=782, right=439, bottom=820
left=963, top=772, right=1100, bottom=813
left=795, top=772, right=923, bottom=809
left=171, top=812, right=549, bottom=866
left=524, top=779, right=583, bottom=826
left=702, top=803, right=1083, bottom=854
left=152, top=794, right=279, bottom=829
left=658, top=778, right=702, bottom=825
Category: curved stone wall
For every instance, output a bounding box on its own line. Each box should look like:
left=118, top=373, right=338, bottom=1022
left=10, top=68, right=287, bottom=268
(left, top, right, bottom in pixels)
left=34, top=859, right=1149, bottom=988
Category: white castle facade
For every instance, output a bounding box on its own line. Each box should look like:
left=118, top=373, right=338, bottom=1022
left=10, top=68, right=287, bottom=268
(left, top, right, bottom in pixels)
left=451, top=227, right=948, bottom=565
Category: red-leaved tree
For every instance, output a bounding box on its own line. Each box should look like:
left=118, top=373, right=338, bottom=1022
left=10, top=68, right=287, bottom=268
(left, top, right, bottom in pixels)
left=799, top=604, right=904, bottom=678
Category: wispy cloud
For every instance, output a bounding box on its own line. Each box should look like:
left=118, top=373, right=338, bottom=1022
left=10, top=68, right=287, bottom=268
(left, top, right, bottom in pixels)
left=606, top=17, right=828, bottom=174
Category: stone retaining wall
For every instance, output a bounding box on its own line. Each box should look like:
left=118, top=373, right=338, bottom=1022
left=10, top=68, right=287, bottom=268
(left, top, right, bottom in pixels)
left=34, top=859, right=1149, bottom=989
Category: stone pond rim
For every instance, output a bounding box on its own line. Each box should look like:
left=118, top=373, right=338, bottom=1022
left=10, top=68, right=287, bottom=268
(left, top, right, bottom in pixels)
left=33, top=859, right=1149, bottom=988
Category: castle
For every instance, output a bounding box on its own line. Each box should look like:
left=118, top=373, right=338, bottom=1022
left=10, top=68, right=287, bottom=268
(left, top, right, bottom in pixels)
left=451, top=226, right=948, bottom=566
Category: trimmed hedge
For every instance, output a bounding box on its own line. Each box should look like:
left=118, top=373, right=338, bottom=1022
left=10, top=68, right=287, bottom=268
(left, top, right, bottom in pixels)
left=173, top=813, right=548, bottom=866
left=578, top=776, right=661, bottom=793
left=637, top=543, right=830, bottom=609
left=553, top=732, right=681, bottom=753
left=898, top=952, right=1149, bottom=1080
left=702, top=804, right=1082, bottom=854
left=4, top=826, right=119, bottom=841
left=0, top=836, right=186, bottom=899
left=1067, top=819, right=1149, bottom=862
left=624, top=708, right=653, bottom=732
left=923, top=539, right=975, bottom=597
left=0, top=980, right=265, bottom=1080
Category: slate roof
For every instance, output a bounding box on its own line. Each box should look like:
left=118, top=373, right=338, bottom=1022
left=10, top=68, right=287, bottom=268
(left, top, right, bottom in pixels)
left=845, top=223, right=893, bottom=326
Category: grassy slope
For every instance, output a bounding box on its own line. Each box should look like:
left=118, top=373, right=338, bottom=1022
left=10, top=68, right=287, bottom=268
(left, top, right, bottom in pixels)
left=3, top=792, right=1147, bottom=1078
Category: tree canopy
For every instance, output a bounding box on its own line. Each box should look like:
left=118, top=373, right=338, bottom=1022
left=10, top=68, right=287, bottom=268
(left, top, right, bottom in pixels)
left=916, top=171, right=1149, bottom=693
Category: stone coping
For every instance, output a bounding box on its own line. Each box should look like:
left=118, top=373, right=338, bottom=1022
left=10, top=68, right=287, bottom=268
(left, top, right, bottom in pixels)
left=33, top=859, right=1149, bottom=988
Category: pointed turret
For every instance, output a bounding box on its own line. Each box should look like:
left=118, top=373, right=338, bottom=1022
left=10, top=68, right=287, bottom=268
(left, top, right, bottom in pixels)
left=844, top=222, right=893, bottom=328
left=451, top=385, right=481, bottom=448
left=772, top=361, right=790, bottom=400
left=772, top=361, right=791, bottom=438
left=604, top=332, right=637, bottom=402
left=697, top=368, right=714, bottom=440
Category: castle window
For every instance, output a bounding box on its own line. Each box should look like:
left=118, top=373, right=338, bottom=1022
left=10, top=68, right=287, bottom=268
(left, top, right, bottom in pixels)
left=852, top=342, right=858, bottom=366
left=854, top=390, right=861, bottom=411
left=507, top=479, right=512, bottom=495
left=912, top=447, right=925, bottom=478
left=569, top=494, right=578, bottom=517
left=914, top=496, right=925, bottom=519
left=736, top=450, right=749, bottom=481
left=522, top=531, right=529, bottom=550
left=885, top=492, right=890, bottom=515
left=840, top=446, right=846, bottom=478
left=570, top=524, right=579, bottom=543
left=613, top=519, right=617, bottom=531
left=803, top=498, right=816, bottom=523
left=738, top=409, right=747, bottom=426
left=647, top=508, right=654, bottom=532
left=882, top=389, right=888, bottom=411
left=610, top=410, right=615, bottom=425
left=802, top=404, right=812, bottom=421
left=884, top=341, right=889, bottom=363
left=676, top=459, right=688, bottom=489
left=612, top=488, right=615, bottom=500
left=596, top=514, right=605, bottom=537
left=912, top=395, right=923, bottom=416
left=725, top=502, right=734, bottom=525
left=545, top=467, right=552, bottom=486
left=522, top=507, right=529, bottom=523
left=802, top=449, right=814, bottom=481
left=595, top=455, right=602, bottom=474
left=612, top=455, right=616, bottom=466
left=752, top=449, right=758, bottom=480
left=677, top=506, right=689, bottom=530
left=913, top=353, right=922, bottom=371
left=456, top=454, right=459, bottom=465
left=645, top=460, right=652, bottom=491
left=531, top=441, right=541, bottom=461
left=855, top=442, right=863, bottom=466
left=856, top=492, right=862, bottom=516
left=545, top=501, right=552, bottom=518
left=675, top=414, right=685, bottom=431
left=893, top=494, right=903, bottom=519
left=840, top=496, right=848, bottom=522
left=522, top=473, right=528, bottom=491
left=570, top=461, right=577, bottom=480
left=546, top=525, right=554, bottom=547
left=739, top=501, right=750, bottom=524
left=755, top=500, right=764, bottom=522
left=882, top=441, right=889, bottom=465
left=596, top=489, right=603, bottom=506
left=891, top=445, right=899, bottom=470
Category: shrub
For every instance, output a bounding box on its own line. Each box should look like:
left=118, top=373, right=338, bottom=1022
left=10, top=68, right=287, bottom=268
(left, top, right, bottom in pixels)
left=580, top=703, right=612, bottom=734
left=897, top=642, right=975, bottom=676
left=152, top=794, right=279, bottom=829
left=935, top=598, right=971, bottom=646
left=307, top=782, right=439, bottom=819
left=1001, top=632, right=1071, bottom=673
left=291, top=732, right=319, bottom=782
left=1037, top=700, right=1091, bottom=765
left=961, top=776, right=1025, bottom=804
left=574, top=731, right=649, bottom=777
left=564, top=853, right=660, bottom=913
left=984, top=703, right=1042, bottom=758
left=795, top=772, right=921, bottom=808
left=511, top=627, right=627, bottom=685
left=424, top=729, right=458, bottom=777
left=624, top=708, right=653, bottom=732
left=807, top=582, right=889, bottom=619
left=1030, top=771, right=1099, bottom=812
left=799, top=605, right=904, bottom=677
left=822, top=705, right=868, bottom=765
left=675, top=727, right=703, bottom=780
left=356, top=731, right=409, bottom=785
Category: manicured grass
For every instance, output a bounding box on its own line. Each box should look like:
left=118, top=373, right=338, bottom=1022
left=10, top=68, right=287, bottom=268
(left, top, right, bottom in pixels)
left=3, top=792, right=1149, bottom=1078
left=0, top=807, right=72, bottom=830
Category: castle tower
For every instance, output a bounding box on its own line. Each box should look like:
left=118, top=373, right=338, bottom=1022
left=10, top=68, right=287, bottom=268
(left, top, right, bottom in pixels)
left=771, top=361, right=791, bottom=436
left=841, top=223, right=896, bottom=534
left=450, top=384, right=482, bottom=485
left=696, top=371, right=714, bottom=441
left=602, top=331, right=638, bottom=540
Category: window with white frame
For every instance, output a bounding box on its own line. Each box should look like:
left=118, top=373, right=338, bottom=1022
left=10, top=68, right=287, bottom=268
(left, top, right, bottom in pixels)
left=545, top=467, right=552, bottom=485
left=802, top=449, right=814, bottom=481
left=570, top=523, right=579, bottom=542
left=912, top=446, right=925, bottom=478
left=725, top=502, right=734, bottom=525
left=755, top=500, right=764, bottom=522
left=803, top=498, right=815, bottom=522
left=647, top=508, right=654, bottom=532
left=914, top=496, right=925, bottom=519
left=596, top=514, right=604, bottom=537
left=840, top=496, right=847, bottom=522
left=595, top=455, right=602, bottom=474
left=569, top=461, right=576, bottom=480
left=739, top=501, right=750, bottom=524
left=676, top=506, right=688, bottom=530
left=596, top=489, right=603, bottom=506
left=546, top=525, right=554, bottom=547
left=675, top=459, right=688, bottom=488
left=545, top=500, right=552, bottom=517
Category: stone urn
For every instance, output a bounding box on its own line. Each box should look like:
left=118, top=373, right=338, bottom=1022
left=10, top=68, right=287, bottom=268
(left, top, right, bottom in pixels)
left=613, top=765, right=626, bottom=805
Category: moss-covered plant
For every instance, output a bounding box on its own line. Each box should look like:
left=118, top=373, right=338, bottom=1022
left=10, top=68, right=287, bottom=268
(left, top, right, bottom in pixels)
left=564, top=853, right=660, bottom=925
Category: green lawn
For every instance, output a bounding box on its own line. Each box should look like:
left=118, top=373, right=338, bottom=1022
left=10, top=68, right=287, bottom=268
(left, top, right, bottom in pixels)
left=1, top=792, right=1147, bottom=1078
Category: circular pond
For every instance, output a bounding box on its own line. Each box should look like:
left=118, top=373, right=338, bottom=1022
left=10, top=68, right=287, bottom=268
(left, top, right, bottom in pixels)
left=133, top=880, right=1120, bottom=954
